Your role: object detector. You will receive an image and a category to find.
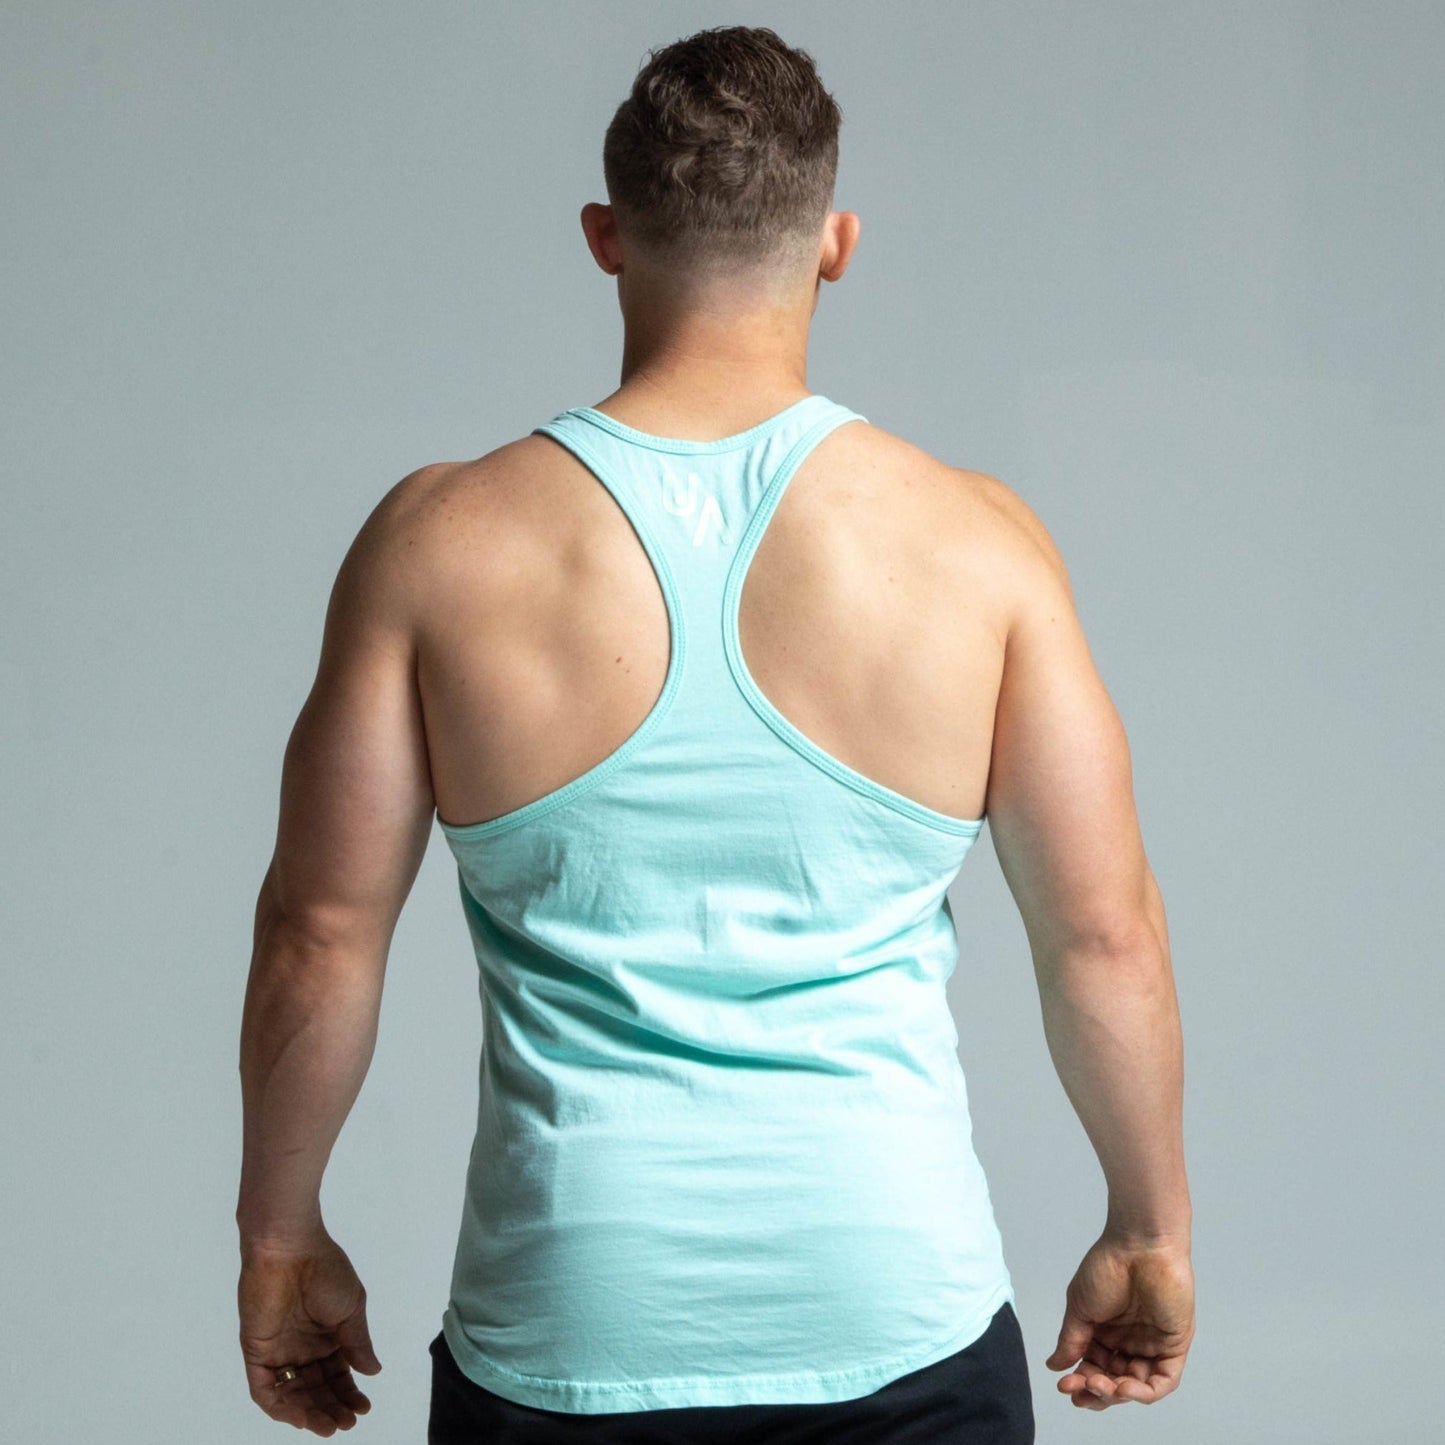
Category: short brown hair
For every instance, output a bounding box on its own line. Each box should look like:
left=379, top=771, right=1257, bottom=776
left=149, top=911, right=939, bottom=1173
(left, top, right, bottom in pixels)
left=602, top=25, right=842, bottom=279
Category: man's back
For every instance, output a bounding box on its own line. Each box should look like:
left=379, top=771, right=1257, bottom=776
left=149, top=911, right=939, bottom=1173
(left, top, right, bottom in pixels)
left=404, top=401, right=1037, bottom=836
left=395, top=392, right=1021, bottom=1412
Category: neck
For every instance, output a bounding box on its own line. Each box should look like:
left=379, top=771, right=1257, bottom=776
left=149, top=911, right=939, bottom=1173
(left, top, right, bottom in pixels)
left=608, top=274, right=819, bottom=418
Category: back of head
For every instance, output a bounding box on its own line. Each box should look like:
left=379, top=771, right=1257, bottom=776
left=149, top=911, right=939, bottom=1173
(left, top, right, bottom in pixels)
left=603, top=26, right=843, bottom=293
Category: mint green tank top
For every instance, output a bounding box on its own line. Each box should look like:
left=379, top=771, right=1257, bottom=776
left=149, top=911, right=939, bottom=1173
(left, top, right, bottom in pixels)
left=437, top=394, right=1015, bottom=1414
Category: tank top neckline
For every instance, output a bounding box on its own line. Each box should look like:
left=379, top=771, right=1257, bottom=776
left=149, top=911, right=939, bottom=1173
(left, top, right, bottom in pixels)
left=563, top=393, right=833, bottom=454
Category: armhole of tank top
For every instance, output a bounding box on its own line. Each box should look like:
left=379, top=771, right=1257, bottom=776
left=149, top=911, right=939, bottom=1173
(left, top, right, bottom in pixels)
left=436, top=422, right=686, bottom=845
left=721, top=410, right=986, bottom=840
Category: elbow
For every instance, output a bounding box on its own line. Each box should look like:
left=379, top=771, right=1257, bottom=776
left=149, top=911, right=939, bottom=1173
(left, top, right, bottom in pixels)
left=1059, top=861, right=1169, bottom=968
left=1040, top=913, right=1166, bottom=978
left=256, top=903, right=367, bottom=960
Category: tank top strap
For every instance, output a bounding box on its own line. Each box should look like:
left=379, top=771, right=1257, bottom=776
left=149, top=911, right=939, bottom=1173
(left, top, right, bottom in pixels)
left=528, top=393, right=869, bottom=733
left=529, top=394, right=867, bottom=579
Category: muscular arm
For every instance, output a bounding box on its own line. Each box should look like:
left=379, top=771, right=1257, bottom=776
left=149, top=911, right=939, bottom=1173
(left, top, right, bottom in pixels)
left=236, top=469, right=440, bottom=1246
left=979, top=480, right=1191, bottom=1244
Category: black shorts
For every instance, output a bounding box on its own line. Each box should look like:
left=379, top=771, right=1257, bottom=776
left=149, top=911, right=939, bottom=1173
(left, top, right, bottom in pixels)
left=427, top=1300, right=1035, bottom=1443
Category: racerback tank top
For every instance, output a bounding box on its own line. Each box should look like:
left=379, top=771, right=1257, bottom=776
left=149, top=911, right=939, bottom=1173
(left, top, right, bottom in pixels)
left=437, top=393, right=1015, bottom=1414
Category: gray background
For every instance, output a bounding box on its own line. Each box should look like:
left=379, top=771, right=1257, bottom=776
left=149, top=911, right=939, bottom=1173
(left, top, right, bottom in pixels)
left=3, top=2, right=1440, bottom=1441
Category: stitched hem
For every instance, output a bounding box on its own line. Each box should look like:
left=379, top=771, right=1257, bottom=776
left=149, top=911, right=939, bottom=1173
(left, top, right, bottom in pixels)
left=439, top=1275, right=1015, bottom=1415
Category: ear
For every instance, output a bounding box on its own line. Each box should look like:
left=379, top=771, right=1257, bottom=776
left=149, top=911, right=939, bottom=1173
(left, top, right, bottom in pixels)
left=819, top=211, right=860, bottom=283
left=580, top=202, right=624, bottom=276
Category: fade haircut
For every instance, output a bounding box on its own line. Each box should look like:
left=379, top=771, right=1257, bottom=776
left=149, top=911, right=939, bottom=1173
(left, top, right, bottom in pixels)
left=602, top=25, right=843, bottom=283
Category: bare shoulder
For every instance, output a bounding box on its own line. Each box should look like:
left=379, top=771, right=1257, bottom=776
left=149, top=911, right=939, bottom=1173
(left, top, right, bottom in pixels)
left=374, top=435, right=564, bottom=543
left=371, top=436, right=551, bottom=533
left=852, top=419, right=1075, bottom=613
left=333, top=438, right=555, bottom=620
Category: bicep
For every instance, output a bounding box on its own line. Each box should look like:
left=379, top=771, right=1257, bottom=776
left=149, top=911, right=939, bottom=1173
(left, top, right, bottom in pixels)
left=265, top=487, right=438, bottom=948
left=983, top=508, right=1153, bottom=964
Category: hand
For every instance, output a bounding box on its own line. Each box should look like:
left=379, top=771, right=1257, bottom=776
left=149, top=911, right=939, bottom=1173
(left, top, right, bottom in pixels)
left=238, top=1226, right=383, bottom=1435
left=1045, top=1230, right=1195, bottom=1411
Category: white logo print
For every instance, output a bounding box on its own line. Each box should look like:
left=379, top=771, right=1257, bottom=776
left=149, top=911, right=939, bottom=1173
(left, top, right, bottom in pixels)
left=658, top=462, right=733, bottom=549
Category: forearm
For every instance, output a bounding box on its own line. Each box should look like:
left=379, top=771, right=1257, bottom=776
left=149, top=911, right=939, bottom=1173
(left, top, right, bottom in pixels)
left=1034, top=892, right=1191, bottom=1244
left=236, top=908, right=385, bottom=1246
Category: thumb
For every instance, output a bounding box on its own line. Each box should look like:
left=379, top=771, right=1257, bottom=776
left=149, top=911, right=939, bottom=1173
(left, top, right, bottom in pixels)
left=335, top=1304, right=383, bottom=1376
left=1045, top=1312, right=1093, bottom=1371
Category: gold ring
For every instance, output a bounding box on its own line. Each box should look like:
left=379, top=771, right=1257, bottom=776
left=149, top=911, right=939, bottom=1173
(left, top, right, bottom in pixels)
left=274, top=1366, right=299, bottom=1385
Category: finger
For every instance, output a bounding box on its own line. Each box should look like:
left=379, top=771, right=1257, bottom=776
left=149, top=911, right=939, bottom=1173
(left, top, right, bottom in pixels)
left=1127, top=1364, right=1184, bottom=1403
left=1056, top=1371, right=1110, bottom=1407
left=1101, top=1355, right=1167, bottom=1403
left=1097, top=1348, right=1148, bottom=1394
left=1124, top=1353, right=1154, bottom=1383
left=1105, top=1348, right=1185, bottom=1403
left=334, top=1304, right=383, bottom=1377
left=294, top=1356, right=362, bottom=1431
left=1046, top=1315, right=1095, bottom=1370
left=319, top=1352, right=373, bottom=1414
left=1109, top=1377, right=1156, bottom=1403
left=1070, top=1368, right=1132, bottom=1409
left=1055, top=1334, right=1114, bottom=1378
left=249, top=1373, right=321, bottom=1432
left=269, top=1393, right=350, bottom=1438
left=244, top=1356, right=309, bottom=1411
left=249, top=1356, right=359, bottom=1434
left=1066, top=1381, right=1111, bottom=1411
left=298, top=1402, right=347, bottom=1436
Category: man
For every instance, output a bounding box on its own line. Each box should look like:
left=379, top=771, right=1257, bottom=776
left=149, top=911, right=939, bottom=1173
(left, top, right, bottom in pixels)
left=237, top=24, right=1193, bottom=1442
